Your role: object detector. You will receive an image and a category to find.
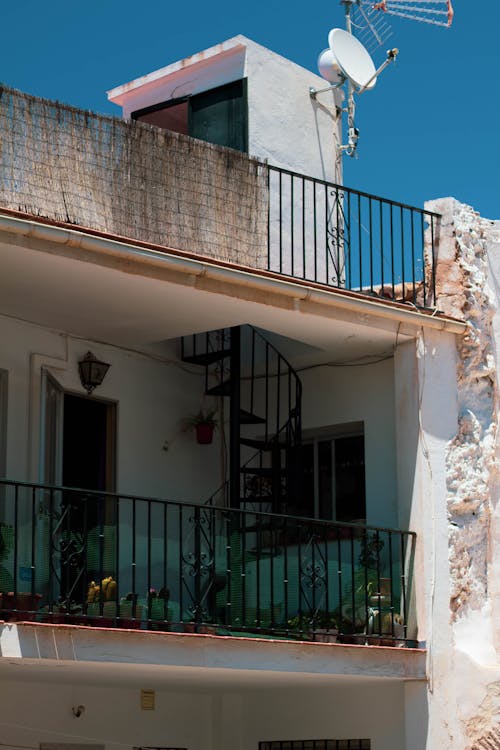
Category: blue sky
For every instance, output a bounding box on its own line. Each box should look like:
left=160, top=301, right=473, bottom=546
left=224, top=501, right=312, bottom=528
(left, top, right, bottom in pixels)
left=2, top=1, right=498, bottom=218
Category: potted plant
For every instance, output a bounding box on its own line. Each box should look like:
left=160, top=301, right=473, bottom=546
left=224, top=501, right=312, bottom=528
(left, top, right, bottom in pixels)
left=147, top=587, right=171, bottom=630
left=118, top=592, right=143, bottom=630
left=336, top=532, right=386, bottom=645
left=367, top=577, right=404, bottom=646
left=39, top=599, right=83, bottom=624
left=310, top=611, right=339, bottom=642
left=86, top=577, right=143, bottom=629
left=0, top=521, right=14, bottom=591
left=0, top=521, right=42, bottom=622
left=288, top=610, right=338, bottom=642
left=185, top=409, right=218, bottom=445
left=85, top=576, right=116, bottom=627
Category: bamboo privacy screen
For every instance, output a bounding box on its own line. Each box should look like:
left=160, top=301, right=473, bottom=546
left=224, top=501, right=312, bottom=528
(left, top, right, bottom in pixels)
left=0, top=86, right=268, bottom=267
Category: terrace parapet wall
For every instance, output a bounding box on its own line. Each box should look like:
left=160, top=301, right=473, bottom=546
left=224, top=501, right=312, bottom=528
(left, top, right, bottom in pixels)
left=0, top=86, right=268, bottom=267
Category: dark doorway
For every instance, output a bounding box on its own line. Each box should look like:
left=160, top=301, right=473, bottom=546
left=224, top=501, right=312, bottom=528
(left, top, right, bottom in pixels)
left=62, top=394, right=113, bottom=492
left=60, top=394, right=116, bottom=602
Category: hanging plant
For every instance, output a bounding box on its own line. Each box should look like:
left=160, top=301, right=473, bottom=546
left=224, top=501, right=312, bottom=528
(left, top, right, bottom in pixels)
left=184, top=409, right=218, bottom=444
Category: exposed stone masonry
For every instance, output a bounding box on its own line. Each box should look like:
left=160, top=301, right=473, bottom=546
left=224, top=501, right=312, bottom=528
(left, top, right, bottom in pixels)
left=427, top=197, right=500, bottom=748
left=429, top=198, right=498, bottom=617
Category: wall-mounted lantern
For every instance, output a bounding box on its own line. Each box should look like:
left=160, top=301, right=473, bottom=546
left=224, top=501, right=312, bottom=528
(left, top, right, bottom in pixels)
left=78, top=351, right=110, bottom=395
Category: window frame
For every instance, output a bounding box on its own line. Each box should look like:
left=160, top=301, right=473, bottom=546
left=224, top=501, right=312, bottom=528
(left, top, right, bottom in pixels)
left=301, top=421, right=366, bottom=523
left=260, top=739, right=371, bottom=750
left=131, top=78, right=249, bottom=153
left=131, top=94, right=191, bottom=123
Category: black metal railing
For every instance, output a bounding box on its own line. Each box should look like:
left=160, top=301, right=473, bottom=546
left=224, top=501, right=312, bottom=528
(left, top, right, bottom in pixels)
left=0, top=480, right=416, bottom=646
left=267, top=165, right=438, bottom=309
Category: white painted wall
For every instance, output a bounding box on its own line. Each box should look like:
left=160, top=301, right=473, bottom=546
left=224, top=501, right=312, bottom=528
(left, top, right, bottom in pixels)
left=0, top=677, right=422, bottom=750
left=393, top=340, right=421, bottom=646
left=301, top=358, right=398, bottom=529
left=403, top=329, right=459, bottom=746
left=393, top=340, right=419, bottom=533
left=404, top=682, right=429, bottom=750
left=244, top=38, right=339, bottom=181
left=0, top=680, right=212, bottom=750
left=0, top=313, right=221, bottom=501
left=241, top=684, right=413, bottom=750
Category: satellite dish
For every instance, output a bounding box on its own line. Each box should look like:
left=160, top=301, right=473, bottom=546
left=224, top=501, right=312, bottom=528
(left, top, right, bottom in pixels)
left=328, top=28, right=377, bottom=90
left=310, top=4, right=401, bottom=160
left=317, top=48, right=344, bottom=85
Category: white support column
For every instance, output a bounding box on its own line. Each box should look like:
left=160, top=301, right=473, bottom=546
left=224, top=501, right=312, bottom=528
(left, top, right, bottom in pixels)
left=416, top=327, right=462, bottom=747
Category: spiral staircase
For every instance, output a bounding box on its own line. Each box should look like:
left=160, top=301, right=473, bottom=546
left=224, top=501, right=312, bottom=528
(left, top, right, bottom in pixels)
left=181, top=325, right=302, bottom=513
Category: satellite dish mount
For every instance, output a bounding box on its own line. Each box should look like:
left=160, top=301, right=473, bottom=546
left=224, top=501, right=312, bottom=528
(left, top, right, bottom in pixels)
left=310, top=0, right=398, bottom=158
left=310, top=0, right=453, bottom=160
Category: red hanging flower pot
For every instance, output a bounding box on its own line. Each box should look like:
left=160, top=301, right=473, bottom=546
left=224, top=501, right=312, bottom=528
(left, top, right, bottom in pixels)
left=195, top=422, right=214, bottom=445
left=186, top=409, right=218, bottom=445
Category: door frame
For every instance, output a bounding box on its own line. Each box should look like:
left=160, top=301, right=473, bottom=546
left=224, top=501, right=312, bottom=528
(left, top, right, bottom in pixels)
left=40, top=370, right=117, bottom=492
left=0, top=368, right=8, bottom=478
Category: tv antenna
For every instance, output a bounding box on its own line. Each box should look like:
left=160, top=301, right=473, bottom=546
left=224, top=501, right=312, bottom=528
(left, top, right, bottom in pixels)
left=310, top=0, right=454, bottom=158
left=372, top=1, right=454, bottom=28
left=351, top=1, right=394, bottom=53
left=351, top=1, right=453, bottom=53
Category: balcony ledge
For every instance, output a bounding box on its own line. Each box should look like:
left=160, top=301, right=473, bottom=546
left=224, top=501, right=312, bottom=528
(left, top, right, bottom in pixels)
left=0, top=621, right=426, bottom=686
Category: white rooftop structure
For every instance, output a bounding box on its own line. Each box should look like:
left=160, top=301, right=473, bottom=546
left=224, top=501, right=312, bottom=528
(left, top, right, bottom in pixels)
left=108, top=35, right=342, bottom=182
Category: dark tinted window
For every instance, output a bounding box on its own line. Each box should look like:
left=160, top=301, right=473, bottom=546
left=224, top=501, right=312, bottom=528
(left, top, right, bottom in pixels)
left=133, top=79, right=248, bottom=152
left=190, top=80, right=247, bottom=152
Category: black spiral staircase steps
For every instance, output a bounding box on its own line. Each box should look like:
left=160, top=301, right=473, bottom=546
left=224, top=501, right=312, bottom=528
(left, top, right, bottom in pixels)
left=181, top=325, right=301, bottom=512
left=182, top=349, right=231, bottom=366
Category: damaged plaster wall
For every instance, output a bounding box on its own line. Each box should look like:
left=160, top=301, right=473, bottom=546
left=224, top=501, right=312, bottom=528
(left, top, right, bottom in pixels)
left=426, top=198, right=500, bottom=749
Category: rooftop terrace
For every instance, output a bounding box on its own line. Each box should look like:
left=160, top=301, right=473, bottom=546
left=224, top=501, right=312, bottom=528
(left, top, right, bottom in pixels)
left=0, top=86, right=439, bottom=308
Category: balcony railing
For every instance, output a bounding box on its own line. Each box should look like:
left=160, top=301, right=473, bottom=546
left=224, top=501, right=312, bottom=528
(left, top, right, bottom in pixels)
left=0, top=86, right=439, bottom=311
left=268, top=165, right=438, bottom=309
left=0, top=480, right=416, bottom=646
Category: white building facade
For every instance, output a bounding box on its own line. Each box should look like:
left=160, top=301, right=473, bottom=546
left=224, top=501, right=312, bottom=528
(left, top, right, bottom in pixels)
left=0, top=37, right=497, bottom=750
